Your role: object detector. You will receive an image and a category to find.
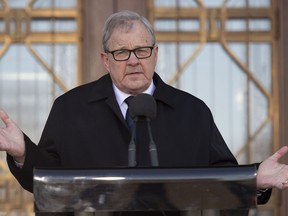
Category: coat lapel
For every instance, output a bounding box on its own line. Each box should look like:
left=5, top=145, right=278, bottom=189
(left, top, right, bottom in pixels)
left=87, top=74, right=127, bottom=127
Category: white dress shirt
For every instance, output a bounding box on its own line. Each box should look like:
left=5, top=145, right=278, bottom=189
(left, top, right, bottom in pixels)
left=112, top=82, right=156, bottom=118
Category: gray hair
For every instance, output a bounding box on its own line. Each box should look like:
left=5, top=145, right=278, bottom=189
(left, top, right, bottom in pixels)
left=102, top=10, right=155, bottom=52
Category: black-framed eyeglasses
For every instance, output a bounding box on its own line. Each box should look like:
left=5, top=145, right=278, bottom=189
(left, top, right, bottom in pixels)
left=106, top=46, right=155, bottom=61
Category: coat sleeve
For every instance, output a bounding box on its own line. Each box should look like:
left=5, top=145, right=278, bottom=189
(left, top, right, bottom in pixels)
left=7, top=134, right=41, bottom=192
left=255, top=163, right=272, bottom=205
left=7, top=99, right=63, bottom=193
left=207, top=113, right=272, bottom=205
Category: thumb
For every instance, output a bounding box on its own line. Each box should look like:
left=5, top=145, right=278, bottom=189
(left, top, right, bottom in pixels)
left=0, top=109, right=12, bottom=127
left=270, top=146, right=288, bottom=162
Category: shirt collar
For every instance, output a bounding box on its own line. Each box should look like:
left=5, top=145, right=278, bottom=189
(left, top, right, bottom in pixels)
left=113, top=81, right=156, bottom=107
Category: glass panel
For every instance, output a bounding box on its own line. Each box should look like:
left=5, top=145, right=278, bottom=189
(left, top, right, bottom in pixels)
left=249, top=43, right=271, bottom=92
left=0, top=44, right=53, bottom=142
left=204, top=0, right=225, bottom=7
left=154, top=20, right=177, bottom=31
left=179, top=19, right=200, bottom=31
left=31, top=18, right=77, bottom=32
left=226, top=19, right=271, bottom=32
left=155, top=19, right=200, bottom=32
left=249, top=0, right=271, bottom=7
left=237, top=150, right=249, bottom=164
left=154, top=0, right=177, bottom=7
left=156, top=42, right=178, bottom=81
left=249, top=81, right=269, bottom=136
left=179, top=0, right=198, bottom=7
left=226, top=19, right=247, bottom=31
left=31, top=44, right=77, bottom=89
left=154, top=0, right=198, bottom=7
left=227, top=0, right=271, bottom=7
left=249, top=19, right=271, bottom=31
left=54, top=44, right=77, bottom=88
left=226, top=0, right=246, bottom=7
left=8, top=0, right=29, bottom=8
left=251, top=122, right=272, bottom=163
left=54, top=84, right=65, bottom=99
left=227, top=42, right=248, bottom=67
left=0, top=44, right=74, bottom=144
left=32, top=0, right=77, bottom=8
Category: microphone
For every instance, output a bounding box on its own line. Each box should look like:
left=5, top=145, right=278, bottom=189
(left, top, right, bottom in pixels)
left=129, top=93, right=159, bottom=167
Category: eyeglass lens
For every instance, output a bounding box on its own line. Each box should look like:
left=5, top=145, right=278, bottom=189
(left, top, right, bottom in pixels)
left=112, top=47, right=153, bottom=61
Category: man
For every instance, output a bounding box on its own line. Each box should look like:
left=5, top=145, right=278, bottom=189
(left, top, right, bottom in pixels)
left=0, top=10, right=288, bottom=216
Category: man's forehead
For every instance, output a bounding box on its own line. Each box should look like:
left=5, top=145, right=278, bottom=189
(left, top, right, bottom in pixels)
left=108, top=23, right=151, bottom=48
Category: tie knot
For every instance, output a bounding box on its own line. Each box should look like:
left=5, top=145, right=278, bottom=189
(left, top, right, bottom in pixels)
left=125, top=96, right=134, bottom=106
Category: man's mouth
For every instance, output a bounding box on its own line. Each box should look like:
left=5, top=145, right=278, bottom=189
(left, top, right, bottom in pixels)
left=127, top=71, right=142, bottom=75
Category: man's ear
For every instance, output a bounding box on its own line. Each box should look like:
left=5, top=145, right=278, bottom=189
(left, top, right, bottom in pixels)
left=154, top=45, right=159, bottom=61
left=100, top=52, right=110, bottom=72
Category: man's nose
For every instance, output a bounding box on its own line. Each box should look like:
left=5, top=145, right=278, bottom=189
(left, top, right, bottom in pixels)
left=127, top=51, right=140, bottom=65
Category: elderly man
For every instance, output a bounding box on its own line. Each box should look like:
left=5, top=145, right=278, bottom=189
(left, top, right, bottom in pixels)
left=0, top=10, right=288, bottom=216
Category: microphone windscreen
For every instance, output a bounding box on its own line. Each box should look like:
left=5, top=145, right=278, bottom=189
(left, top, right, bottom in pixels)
left=129, top=94, right=157, bottom=119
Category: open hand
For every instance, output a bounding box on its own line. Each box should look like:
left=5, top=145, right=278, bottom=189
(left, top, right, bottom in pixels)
left=0, top=109, right=25, bottom=162
left=257, top=146, right=288, bottom=190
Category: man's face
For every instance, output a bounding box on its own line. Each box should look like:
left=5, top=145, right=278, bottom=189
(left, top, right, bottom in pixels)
left=101, top=21, right=158, bottom=95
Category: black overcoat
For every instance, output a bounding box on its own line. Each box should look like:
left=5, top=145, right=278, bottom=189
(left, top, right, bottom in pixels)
left=8, top=73, right=237, bottom=192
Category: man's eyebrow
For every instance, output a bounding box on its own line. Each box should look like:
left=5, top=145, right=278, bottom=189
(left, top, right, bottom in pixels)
left=115, top=45, right=149, bottom=51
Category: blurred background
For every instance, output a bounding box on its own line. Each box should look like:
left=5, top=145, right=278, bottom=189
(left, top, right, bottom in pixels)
left=0, top=0, right=287, bottom=215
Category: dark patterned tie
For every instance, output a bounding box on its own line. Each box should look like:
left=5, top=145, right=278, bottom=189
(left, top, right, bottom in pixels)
left=125, top=96, right=135, bottom=132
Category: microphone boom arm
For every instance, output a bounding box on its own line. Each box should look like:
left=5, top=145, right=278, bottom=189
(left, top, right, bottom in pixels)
left=146, top=117, right=159, bottom=167
left=128, top=117, right=138, bottom=167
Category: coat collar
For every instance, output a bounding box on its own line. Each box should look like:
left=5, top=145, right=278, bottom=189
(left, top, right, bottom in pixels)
left=87, top=74, right=124, bottom=123
left=87, top=72, right=177, bottom=109
left=152, top=73, right=177, bottom=109
left=87, top=74, right=114, bottom=103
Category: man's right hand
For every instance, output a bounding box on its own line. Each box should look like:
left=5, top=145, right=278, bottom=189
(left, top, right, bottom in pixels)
left=0, top=109, right=26, bottom=163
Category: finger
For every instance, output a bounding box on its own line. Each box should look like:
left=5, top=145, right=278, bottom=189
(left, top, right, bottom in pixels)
left=270, top=146, right=288, bottom=162
left=0, top=109, right=12, bottom=127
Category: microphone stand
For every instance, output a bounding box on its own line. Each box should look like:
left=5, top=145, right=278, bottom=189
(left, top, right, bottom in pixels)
left=128, top=117, right=138, bottom=167
left=146, top=117, right=159, bottom=167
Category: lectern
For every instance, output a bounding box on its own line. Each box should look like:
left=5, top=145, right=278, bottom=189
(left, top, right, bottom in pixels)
left=34, top=165, right=257, bottom=214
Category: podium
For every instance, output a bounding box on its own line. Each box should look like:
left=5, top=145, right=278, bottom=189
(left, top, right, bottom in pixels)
left=33, top=165, right=257, bottom=214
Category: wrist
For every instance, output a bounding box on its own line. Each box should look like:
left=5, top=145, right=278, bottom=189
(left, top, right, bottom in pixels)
left=13, top=158, right=24, bottom=168
left=13, top=154, right=26, bottom=164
